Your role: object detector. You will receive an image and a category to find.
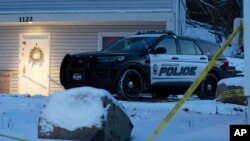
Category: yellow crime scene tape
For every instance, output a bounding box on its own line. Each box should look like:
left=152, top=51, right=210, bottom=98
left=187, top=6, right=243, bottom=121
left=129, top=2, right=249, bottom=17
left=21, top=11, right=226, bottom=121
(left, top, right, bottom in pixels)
left=0, top=133, right=28, bottom=141
left=147, top=23, right=244, bottom=141
left=216, top=88, right=244, bottom=100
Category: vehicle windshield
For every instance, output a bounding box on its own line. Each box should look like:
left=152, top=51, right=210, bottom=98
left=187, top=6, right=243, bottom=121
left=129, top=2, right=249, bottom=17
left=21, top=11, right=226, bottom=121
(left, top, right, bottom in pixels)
left=103, top=37, right=158, bottom=52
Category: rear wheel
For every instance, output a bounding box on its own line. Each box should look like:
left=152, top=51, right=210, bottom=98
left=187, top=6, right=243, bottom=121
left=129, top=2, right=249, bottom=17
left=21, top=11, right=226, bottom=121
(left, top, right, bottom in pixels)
left=197, top=73, right=218, bottom=100
left=117, top=69, right=144, bottom=100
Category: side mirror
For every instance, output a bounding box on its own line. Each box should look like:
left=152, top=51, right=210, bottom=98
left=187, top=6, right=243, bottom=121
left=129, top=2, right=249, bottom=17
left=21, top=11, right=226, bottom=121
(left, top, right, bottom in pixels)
left=154, top=47, right=166, bottom=54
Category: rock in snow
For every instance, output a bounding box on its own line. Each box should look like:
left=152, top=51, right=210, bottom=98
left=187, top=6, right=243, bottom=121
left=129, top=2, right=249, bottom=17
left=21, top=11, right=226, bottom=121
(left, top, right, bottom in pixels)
left=38, top=86, right=133, bottom=141
left=216, top=77, right=246, bottom=105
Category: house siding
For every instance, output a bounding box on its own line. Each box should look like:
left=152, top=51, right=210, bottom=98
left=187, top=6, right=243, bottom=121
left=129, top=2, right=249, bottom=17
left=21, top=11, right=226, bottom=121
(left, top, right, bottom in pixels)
left=0, top=24, right=166, bottom=94
left=0, top=0, right=173, bottom=12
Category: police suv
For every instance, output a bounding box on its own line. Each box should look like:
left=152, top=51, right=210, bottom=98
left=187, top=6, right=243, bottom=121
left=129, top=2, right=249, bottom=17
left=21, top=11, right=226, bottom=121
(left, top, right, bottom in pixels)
left=60, top=31, right=233, bottom=100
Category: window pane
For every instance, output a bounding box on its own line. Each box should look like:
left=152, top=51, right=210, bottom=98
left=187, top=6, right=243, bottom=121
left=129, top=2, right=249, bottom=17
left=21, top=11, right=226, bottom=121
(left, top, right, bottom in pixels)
left=195, top=44, right=202, bottom=55
left=103, top=37, right=123, bottom=49
left=179, top=40, right=196, bottom=55
left=155, top=38, right=177, bottom=54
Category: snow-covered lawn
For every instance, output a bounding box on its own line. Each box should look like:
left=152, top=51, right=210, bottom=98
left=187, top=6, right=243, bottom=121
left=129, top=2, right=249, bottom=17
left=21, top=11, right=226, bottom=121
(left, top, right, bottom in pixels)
left=0, top=93, right=247, bottom=141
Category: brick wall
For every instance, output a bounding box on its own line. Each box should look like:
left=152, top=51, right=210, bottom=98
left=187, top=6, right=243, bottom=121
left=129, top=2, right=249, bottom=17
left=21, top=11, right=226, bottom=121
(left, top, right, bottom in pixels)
left=0, top=72, right=10, bottom=93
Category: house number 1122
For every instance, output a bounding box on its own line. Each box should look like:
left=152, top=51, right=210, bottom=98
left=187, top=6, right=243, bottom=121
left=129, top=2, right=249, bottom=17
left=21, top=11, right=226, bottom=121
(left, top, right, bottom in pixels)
left=19, top=17, right=33, bottom=22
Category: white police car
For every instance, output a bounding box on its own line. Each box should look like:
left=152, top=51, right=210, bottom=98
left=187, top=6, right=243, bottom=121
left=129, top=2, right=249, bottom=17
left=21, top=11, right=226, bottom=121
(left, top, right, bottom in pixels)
left=60, top=31, right=234, bottom=100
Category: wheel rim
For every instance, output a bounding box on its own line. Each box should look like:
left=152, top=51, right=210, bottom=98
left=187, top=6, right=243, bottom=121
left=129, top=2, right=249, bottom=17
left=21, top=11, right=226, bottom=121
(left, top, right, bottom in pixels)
left=123, top=71, right=142, bottom=99
left=127, top=81, right=134, bottom=89
left=207, top=84, right=212, bottom=91
left=205, top=81, right=216, bottom=96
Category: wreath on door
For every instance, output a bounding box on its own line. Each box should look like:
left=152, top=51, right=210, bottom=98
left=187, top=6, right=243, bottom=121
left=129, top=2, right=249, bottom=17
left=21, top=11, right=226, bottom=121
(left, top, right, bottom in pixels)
left=29, top=44, right=44, bottom=62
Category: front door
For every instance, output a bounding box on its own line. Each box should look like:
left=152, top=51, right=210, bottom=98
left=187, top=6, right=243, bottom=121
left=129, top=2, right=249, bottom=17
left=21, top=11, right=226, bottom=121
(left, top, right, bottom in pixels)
left=19, top=33, right=50, bottom=96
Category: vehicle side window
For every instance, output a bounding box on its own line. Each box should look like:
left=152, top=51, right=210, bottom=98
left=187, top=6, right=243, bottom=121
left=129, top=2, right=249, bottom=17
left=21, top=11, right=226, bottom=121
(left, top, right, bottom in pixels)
left=199, top=42, right=219, bottom=55
left=179, top=39, right=202, bottom=55
left=155, top=38, right=177, bottom=54
left=195, top=44, right=202, bottom=55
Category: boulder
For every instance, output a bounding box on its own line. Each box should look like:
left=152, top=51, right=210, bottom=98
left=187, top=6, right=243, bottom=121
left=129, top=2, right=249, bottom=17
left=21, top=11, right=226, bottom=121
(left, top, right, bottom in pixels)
left=216, top=82, right=246, bottom=105
left=38, top=87, right=133, bottom=141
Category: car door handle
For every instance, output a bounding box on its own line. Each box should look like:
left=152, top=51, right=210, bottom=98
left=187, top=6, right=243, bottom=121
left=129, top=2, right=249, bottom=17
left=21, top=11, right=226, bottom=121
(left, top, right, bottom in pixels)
left=172, top=57, right=179, bottom=60
left=200, top=57, right=207, bottom=60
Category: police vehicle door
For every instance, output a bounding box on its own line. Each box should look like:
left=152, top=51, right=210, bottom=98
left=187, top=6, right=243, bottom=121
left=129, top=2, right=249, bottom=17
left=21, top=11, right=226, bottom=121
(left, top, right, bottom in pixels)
left=177, top=39, right=208, bottom=84
left=150, top=37, right=183, bottom=85
left=149, top=37, right=208, bottom=85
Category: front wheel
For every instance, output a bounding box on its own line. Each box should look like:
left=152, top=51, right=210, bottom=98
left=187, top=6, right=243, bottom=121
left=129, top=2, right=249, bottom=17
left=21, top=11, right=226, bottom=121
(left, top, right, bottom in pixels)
left=117, top=69, right=144, bottom=100
left=197, top=73, right=218, bottom=100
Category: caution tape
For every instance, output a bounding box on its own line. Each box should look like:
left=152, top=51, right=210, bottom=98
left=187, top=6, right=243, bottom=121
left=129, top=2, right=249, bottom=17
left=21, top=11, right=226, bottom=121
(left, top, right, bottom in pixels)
left=147, top=23, right=244, bottom=141
left=0, top=133, right=28, bottom=141
left=216, top=88, right=244, bottom=100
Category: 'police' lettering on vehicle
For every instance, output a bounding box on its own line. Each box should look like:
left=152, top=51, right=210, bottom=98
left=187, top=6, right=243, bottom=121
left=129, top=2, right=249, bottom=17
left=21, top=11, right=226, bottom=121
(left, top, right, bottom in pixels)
left=159, top=66, right=197, bottom=76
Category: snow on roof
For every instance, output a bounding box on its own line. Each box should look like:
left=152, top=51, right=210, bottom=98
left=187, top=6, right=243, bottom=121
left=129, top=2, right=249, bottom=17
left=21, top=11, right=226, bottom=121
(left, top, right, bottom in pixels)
left=39, top=86, right=119, bottom=132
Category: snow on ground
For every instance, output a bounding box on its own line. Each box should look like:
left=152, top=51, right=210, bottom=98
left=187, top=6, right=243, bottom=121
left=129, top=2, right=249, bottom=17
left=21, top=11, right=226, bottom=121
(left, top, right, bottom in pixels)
left=0, top=91, right=247, bottom=141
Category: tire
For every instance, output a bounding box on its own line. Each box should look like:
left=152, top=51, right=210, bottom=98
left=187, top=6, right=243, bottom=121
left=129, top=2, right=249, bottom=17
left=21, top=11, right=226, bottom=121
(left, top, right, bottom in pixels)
left=197, top=73, right=218, bottom=100
left=117, top=69, right=144, bottom=100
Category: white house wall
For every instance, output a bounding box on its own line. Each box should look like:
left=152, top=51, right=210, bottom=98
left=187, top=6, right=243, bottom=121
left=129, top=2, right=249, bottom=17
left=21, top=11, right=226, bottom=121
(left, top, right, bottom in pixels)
left=0, top=0, right=173, bottom=12
left=0, top=23, right=166, bottom=94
